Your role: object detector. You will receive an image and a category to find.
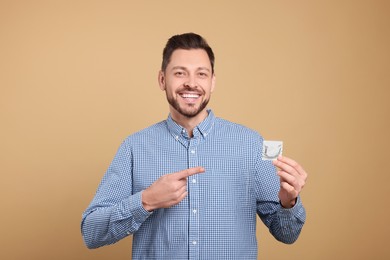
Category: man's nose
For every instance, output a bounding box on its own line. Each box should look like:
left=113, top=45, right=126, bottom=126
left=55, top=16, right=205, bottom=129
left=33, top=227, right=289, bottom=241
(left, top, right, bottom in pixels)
left=184, top=75, right=198, bottom=88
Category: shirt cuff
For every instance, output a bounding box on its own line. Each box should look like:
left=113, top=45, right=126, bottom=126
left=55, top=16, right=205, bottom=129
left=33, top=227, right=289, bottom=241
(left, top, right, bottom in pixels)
left=278, top=196, right=306, bottom=223
left=128, top=191, right=153, bottom=224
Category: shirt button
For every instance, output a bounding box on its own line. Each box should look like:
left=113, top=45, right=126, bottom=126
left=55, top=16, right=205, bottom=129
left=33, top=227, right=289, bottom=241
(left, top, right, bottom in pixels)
left=192, top=241, right=197, bottom=245
left=175, top=135, right=179, bottom=140
left=192, top=179, right=197, bottom=183
left=190, top=150, right=195, bottom=154
left=193, top=209, right=197, bottom=214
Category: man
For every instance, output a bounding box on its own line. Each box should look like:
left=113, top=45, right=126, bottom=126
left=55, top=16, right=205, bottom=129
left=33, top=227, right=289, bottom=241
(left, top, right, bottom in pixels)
left=81, top=33, right=307, bottom=259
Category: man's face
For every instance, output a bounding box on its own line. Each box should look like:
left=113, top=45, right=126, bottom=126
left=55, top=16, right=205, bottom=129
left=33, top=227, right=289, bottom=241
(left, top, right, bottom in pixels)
left=158, top=49, right=216, bottom=119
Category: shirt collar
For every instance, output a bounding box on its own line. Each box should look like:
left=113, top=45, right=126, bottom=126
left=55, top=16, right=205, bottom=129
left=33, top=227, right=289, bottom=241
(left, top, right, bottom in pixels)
left=166, top=109, right=215, bottom=139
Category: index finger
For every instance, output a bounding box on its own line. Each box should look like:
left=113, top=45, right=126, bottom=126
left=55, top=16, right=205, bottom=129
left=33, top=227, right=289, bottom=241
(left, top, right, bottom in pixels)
left=173, top=167, right=205, bottom=180
left=273, top=156, right=306, bottom=176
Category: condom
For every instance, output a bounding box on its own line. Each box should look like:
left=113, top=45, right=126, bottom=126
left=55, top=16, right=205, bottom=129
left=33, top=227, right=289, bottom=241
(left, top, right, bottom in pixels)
left=262, top=140, right=283, bottom=160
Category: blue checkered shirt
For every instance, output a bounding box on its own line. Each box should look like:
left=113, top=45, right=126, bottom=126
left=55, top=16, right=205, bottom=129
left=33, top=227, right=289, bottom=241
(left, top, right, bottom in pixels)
left=81, top=110, right=306, bottom=259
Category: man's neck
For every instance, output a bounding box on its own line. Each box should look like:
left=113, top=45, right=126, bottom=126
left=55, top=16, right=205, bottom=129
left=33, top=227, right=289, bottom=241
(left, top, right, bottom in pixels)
left=170, top=109, right=208, bottom=138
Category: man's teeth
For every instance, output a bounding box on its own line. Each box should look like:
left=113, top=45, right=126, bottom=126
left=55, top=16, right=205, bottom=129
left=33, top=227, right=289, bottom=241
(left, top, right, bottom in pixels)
left=181, top=94, right=199, bottom=98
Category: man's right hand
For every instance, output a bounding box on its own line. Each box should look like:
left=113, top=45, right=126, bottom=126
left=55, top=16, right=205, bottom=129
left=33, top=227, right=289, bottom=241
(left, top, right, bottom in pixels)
left=141, top=167, right=205, bottom=212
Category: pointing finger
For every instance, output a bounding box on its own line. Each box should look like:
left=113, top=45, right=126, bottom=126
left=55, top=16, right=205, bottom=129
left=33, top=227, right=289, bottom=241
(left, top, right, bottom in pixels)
left=174, top=167, right=205, bottom=180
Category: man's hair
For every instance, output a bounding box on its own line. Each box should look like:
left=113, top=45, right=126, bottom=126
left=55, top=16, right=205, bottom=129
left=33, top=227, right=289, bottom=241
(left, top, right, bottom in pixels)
left=161, top=32, right=215, bottom=73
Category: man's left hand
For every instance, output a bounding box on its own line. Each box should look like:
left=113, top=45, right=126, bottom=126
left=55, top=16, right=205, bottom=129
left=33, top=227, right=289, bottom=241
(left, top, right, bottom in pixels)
left=272, top=156, right=308, bottom=208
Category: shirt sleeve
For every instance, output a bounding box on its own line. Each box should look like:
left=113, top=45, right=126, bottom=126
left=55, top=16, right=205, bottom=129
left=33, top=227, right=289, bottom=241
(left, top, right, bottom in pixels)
left=253, top=138, right=306, bottom=244
left=81, top=139, right=152, bottom=249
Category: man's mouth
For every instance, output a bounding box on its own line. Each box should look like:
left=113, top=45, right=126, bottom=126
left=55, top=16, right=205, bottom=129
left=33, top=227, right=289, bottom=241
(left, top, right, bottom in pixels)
left=178, top=92, right=201, bottom=103
left=180, top=93, right=201, bottom=99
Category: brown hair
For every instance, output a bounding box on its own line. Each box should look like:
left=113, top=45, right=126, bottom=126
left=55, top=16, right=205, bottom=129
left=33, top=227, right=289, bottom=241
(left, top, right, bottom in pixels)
left=161, top=32, right=215, bottom=73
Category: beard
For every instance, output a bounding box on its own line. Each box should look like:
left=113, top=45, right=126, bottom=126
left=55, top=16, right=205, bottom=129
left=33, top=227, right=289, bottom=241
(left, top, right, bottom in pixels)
left=165, top=89, right=210, bottom=118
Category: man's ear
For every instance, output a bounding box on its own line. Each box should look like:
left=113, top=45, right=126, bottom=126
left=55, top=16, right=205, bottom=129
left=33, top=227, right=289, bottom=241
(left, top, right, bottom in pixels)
left=158, top=70, right=166, bottom=91
left=211, top=73, right=216, bottom=93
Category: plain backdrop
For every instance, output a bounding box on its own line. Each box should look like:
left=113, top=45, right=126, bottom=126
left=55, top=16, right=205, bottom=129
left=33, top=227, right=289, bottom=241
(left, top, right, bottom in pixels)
left=1, top=0, right=389, bottom=259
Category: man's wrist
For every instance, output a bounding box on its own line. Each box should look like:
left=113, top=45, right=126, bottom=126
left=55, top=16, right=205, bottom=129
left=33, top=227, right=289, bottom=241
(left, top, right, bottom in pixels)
left=141, top=189, right=154, bottom=212
left=280, top=198, right=297, bottom=209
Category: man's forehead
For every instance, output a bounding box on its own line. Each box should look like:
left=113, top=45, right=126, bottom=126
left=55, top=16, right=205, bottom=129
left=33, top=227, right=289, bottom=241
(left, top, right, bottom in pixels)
left=168, top=49, right=211, bottom=69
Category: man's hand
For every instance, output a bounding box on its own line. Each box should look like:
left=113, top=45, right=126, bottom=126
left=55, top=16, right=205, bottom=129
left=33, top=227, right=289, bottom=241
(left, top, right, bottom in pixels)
left=273, top=156, right=308, bottom=209
left=142, top=167, right=205, bottom=212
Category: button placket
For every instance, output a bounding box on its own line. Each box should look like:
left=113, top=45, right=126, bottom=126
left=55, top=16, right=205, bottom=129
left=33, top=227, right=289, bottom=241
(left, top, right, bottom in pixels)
left=188, top=137, right=200, bottom=258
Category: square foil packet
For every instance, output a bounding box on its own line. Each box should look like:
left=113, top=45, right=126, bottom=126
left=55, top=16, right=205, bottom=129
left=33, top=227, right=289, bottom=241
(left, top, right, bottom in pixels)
left=262, top=140, right=283, bottom=160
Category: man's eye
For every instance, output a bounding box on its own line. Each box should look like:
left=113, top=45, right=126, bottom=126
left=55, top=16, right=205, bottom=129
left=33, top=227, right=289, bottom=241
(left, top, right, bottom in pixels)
left=199, top=72, right=208, bottom=77
left=175, top=72, right=184, bottom=76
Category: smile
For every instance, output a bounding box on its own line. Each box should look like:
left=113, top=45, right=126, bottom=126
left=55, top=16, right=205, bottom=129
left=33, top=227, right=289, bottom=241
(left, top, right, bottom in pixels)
left=180, top=93, right=201, bottom=99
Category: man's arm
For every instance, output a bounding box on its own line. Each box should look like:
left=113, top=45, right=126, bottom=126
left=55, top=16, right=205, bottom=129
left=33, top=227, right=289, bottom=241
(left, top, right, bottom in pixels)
left=81, top=140, right=205, bottom=249
left=255, top=152, right=307, bottom=244
left=81, top=140, right=151, bottom=249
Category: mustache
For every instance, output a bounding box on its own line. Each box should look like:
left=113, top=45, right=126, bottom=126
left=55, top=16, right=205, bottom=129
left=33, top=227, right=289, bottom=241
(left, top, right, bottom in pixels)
left=176, top=85, right=204, bottom=94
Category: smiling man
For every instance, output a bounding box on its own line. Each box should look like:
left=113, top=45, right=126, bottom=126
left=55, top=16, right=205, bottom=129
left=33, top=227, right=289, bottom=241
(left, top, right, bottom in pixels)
left=81, top=33, right=307, bottom=259
left=158, top=48, right=215, bottom=136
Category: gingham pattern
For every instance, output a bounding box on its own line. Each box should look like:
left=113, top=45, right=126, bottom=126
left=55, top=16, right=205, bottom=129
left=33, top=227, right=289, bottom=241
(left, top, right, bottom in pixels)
left=81, top=110, right=306, bottom=259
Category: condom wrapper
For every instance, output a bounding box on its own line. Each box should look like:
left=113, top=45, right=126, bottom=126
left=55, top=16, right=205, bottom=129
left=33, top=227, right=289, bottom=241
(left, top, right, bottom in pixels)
left=262, top=141, right=283, bottom=160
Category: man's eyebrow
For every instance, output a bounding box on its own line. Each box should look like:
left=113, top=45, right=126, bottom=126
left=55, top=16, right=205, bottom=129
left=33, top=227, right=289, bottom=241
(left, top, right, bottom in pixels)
left=171, top=66, right=211, bottom=72
left=197, top=67, right=211, bottom=72
left=171, top=66, right=187, bottom=71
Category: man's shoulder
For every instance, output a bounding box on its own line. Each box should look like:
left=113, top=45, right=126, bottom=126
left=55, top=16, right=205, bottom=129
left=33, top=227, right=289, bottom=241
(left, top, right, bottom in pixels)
left=215, top=117, right=260, bottom=135
left=214, top=117, right=263, bottom=140
left=123, top=120, right=168, bottom=143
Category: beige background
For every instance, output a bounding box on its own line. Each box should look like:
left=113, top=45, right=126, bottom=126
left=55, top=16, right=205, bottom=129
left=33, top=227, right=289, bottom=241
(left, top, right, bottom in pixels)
left=1, top=0, right=389, bottom=259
